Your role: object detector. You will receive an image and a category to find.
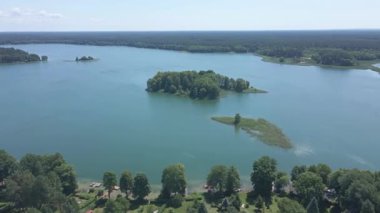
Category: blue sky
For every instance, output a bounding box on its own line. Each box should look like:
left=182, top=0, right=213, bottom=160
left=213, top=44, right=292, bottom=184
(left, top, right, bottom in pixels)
left=0, top=0, right=379, bottom=31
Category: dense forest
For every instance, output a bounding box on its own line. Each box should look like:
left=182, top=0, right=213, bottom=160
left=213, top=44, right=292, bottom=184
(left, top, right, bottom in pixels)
left=0, top=47, right=47, bottom=63
left=146, top=70, right=253, bottom=99
left=1, top=31, right=380, bottom=67
left=1, top=150, right=379, bottom=213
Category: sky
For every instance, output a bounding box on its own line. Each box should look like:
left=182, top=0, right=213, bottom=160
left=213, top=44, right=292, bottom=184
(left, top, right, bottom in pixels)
left=0, top=0, right=379, bottom=31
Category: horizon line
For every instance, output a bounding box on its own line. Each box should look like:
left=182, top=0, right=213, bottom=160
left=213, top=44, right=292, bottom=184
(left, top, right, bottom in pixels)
left=1, top=28, right=380, bottom=33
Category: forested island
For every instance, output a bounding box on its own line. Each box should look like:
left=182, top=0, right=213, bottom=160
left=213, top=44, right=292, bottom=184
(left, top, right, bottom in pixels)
left=0, top=47, right=47, bottom=64
left=1, top=31, right=380, bottom=71
left=146, top=70, right=265, bottom=100
left=75, top=56, right=95, bottom=62
left=212, top=114, right=293, bottom=149
left=1, top=150, right=379, bottom=213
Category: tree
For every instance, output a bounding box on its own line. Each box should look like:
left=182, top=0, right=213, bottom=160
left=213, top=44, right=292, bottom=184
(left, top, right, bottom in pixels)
left=116, top=196, right=130, bottom=213
left=207, top=165, right=227, bottom=193
left=361, top=199, right=375, bottom=213
left=6, top=170, right=35, bottom=208
left=250, top=156, right=277, bottom=199
left=161, top=164, right=187, bottom=199
left=277, top=198, right=307, bottom=213
left=234, top=114, right=241, bottom=125
left=275, top=173, right=290, bottom=193
left=31, top=176, right=50, bottom=209
left=293, top=172, right=325, bottom=206
left=0, top=149, right=17, bottom=182
left=225, top=166, right=240, bottom=195
left=291, top=165, right=307, bottom=181
left=308, top=164, right=331, bottom=185
left=255, top=195, right=264, bottom=211
left=103, top=172, right=117, bottom=199
left=119, top=171, right=133, bottom=196
left=132, top=173, right=151, bottom=201
left=104, top=199, right=122, bottom=213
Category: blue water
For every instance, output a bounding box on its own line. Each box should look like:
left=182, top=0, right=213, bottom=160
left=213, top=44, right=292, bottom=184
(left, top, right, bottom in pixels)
left=0, top=44, right=379, bottom=188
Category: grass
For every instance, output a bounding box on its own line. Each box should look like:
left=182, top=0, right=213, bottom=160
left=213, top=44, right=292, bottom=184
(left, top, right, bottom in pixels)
left=89, top=192, right=282, bottom=213
left=243, top=87, right=267, bottom=94
left=211, top=116, right=293, bottom=149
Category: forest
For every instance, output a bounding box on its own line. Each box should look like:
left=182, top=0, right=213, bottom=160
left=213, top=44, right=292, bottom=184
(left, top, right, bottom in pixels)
left=0, top=47, right=47, bottom=63
left=1, top=31, right=380, bottom=68
left=1, top=150, right=380, bottom=213
left=146, top=70, right=252, bottom=99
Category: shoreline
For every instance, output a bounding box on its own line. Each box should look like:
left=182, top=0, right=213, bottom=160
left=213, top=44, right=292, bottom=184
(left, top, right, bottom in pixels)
left=2, top=43, right=380, bottom=73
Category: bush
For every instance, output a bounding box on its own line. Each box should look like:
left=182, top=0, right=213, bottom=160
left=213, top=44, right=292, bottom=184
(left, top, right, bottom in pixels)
left=168, top=194, right=184, bottom=208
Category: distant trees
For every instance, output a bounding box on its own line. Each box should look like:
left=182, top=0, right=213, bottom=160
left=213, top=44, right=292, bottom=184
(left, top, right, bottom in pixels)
left=312, top=49, right=355, bottom=66
left=0, top=47, right=42, bottom=63
left=146, top=70, right=251, bottom=100
left=75, top=56, right=94, bottom=61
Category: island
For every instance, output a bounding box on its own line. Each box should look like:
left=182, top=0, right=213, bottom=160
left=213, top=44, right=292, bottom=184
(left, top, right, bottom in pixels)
left=0, top=47, right=47, bottom=63
left=146, top=70, right=266, bottom=100
left=212, top=114, right=293, bottom=149
left=75, top=56, right=95, bottom=62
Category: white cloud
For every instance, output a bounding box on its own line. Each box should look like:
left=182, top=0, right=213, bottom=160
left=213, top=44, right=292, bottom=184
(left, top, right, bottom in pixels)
left=0, top=8, right=63, bottom=19
left=38, top=10, right=63, bottom=19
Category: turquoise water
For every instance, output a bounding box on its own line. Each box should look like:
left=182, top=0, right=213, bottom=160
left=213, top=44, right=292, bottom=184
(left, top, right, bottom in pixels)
left=1, top=44, right=380, bottom=188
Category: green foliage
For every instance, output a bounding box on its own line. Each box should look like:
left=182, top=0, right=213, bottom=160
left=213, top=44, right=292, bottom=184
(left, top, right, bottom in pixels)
left=293, top=172, right=325, bottom=206
left=132, top=173, right=151, bottom=201
left=167, top=194, right=184, bottom=208
left=255, top=195, right=264, bottom=210
left=312, top=49, right=355, bottom=66
left=119, top=170, right=133, bottom=195
left=104, top=199, right=122, bottom=213
left=116, top=196, right=130, bottom=213
left=274, top=172, right=290, bottom=193
left=277, top=198, right=306, bottom=213
left=233, top=114, right=241, bottom=125
left=225, top=166, right=241, bottom=195
left=146, top=70, right=251, bottom=99
left=0, top=149, right=17, bottom=182
left=251, top=156, right=277, bottom=199
left=19, top=153, right=77, bottom=195
left=187, top=200, right=208, bottom=213
left=291, top=165, right=308, bottom=182
left=0, top=47, right=42, bottom=63
left=103, top=172, right=117, bottom=198
left=207, top=165, right=228, bottom=193
left=161, top=164, right=187, bottom=199
left=328, top=169, right=380, bottom=212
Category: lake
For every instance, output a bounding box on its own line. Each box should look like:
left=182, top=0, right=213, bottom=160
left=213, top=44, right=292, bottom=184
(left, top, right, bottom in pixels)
left=1, top=44, right=380, bottom=189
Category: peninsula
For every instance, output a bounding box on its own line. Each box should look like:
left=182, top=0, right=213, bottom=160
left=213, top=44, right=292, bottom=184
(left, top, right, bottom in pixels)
left=0, top=47, right=47, bottom=64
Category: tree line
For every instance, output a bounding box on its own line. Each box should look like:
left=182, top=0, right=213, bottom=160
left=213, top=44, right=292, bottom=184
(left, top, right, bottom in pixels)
left=146, top=70, right=250, bottom=100
left=0, top=47, right=47, bottom=63
left=1, top=149, right=380, bottom=212
left=1, top=31, right=380, bottom=67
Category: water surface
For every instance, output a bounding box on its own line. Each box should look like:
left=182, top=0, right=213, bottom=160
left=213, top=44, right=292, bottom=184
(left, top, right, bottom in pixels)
left=1, top=44, right=380, bottom=188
